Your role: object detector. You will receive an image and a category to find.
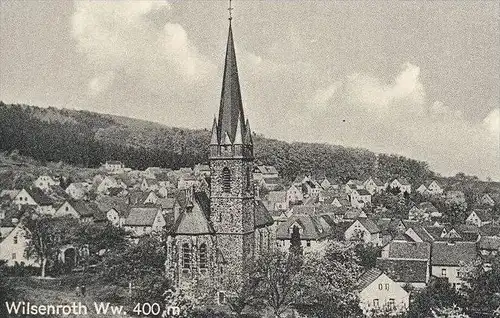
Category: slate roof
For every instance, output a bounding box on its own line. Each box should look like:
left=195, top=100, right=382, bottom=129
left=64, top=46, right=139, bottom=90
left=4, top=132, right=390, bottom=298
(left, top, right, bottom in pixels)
left=292, top=205, right=317, bottom=215
left=70, top=201, right=97, bottom=217
left=431, top=241, right=478, bottom=266
left=357, top=218, right=380, bottom=234
left=384, top=241, right=431, bottom=260
left=124, top=207, right=160, bottom=226
left=267, top=191, right=287, bottom=203
left=276, top=215, right=329, bottom=240
left=96, top=197, right=129, bottom=216
left=356, top=189, right=371, bottom=196
left=256, top=165, right=278, bottom=175
left=26, top=187, right=53, bottom=205
left=479, top=236, right=500, bottom=251
left=471, top=209, right=493, bottom=222
left=408, top=226, right=435, bottom=242
left=419, top=202, right=438, bottom=213
left=376, top=258, right=428, bottom=283
left=170, top=191, right=214, bottom=235
left=255, top=200, right=274, bottom=228
left=357, top=268, right=383, bottom=290
left=344, top=208, right=365, bottom=220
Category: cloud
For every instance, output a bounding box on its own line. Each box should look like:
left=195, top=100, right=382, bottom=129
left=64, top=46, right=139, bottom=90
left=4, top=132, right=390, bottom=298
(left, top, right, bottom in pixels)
left=71, top=1, right=216, bottom=96
left=292, top=63, right=500, bottom=180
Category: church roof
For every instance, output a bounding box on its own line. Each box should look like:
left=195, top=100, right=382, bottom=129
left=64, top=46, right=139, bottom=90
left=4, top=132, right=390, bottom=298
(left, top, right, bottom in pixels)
left=170, top=191, right=215, bottom=235
left=216, top=23, right=249, bottom=145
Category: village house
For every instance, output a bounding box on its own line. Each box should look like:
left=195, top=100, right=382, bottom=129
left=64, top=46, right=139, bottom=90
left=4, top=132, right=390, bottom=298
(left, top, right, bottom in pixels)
left=0, top=223, right=39, bottom=267
left=345, top=218, right=381, bottom=245
left=350, top=189, right=372, bottom=208
left=33, top=175, right=59, bottom=191
left=286, top=184, right=304, bottom=204
left=431, top=241, right=478, bottom=290
left=364, top=177, right=387, bottom=195
left=193, top=164, right=211, bottom=177
left=376, top=258, right=429, bottom=289
left=252, top=165, right=279, bottom=181
left=260, top=177, right=282, bottom=191
left=263, top=191, right=289, bottom=212
left=65, top=182, right=90, bottom=200
left=275, top=214, right=330, bottom=254
left=97, top=176, right=126, bottom=194
left=14, top=188, right=54, bottom=215
left=479, top=193, right=500, bottom=207
left=389, top=178, right=412, bottom=194
left=408, top=202, right=441, bottom=222
left=103, top=160, right=126, bottom=174
left=466, top=209, right=494, bottom=227
left=302, top=180, right=321, bottom=197
left=123, top=207, right=166, bottom=237
left=54, top=200, right=96, bottom=222
left=416, top=180, right=444, bottom=195
left=357, top=268, right=409, bottom=316
left=345, top=179, right=364, bottom=194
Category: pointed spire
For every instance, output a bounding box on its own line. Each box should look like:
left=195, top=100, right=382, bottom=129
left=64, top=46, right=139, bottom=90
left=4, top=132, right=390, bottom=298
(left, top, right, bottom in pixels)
left=218, top=22, right=245, bottom=144
left=234, top=113, right=244, bottom=144
left=222, top=131, right=232, bottom=146
left=244, top=119, right=253, bottom=145
left=210, top=116, right=219, bottom=145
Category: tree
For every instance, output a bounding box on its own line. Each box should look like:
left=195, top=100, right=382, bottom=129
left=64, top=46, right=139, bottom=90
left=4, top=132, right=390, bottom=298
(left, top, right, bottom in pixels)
left=23, top=214, right=78, bottom=277
left=295, top=242, right=363, bottom=318
left=289, top=225, right=303, bottom=256
left=0, top=260, right=19, bottom=317
left=256, top=250, right=303, bottom=318
left=98, top=236, right=170, bottom=306
left=461, top=257, right=500, bottom=316
left=407, top=278, right=465, bottom=318
left=431, top=305, right=469, bottom=318
left=354, top=243, right=381, bottom=269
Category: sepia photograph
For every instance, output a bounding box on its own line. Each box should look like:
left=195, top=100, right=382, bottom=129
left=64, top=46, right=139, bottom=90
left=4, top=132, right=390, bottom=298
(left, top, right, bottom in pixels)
left=0, top=1, right=499, bottom=317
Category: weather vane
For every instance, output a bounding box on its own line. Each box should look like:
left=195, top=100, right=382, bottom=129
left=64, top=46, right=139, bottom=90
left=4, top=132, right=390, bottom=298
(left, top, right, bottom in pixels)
left=228, top=0, right=233, bottom=21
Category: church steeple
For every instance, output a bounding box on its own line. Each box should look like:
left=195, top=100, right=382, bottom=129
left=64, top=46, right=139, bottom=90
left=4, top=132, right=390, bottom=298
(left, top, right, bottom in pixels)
left=217, top=23, right=247, bottom=145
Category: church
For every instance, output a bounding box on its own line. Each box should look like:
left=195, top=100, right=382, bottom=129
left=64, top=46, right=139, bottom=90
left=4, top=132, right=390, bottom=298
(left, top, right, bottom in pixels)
left=165, top=17, right=275, bottom=301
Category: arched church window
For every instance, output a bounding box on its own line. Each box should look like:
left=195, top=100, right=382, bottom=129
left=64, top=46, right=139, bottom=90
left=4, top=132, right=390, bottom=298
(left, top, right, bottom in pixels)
left=199, top=243, right=208, bottom=270
left=222, top=167, right=231, bottom=193
left=246, top=166, right=252, bottom=190
left=182, top=243, right=191, bottom=270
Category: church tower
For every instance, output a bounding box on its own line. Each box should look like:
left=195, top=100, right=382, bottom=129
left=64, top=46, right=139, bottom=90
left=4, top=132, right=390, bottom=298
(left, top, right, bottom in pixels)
left=209, top=18, right=255, bottom=289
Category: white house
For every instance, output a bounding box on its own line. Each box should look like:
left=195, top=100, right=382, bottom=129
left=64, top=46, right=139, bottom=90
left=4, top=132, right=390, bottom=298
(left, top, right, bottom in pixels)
left=33, top=175, right=59, bottom=191
left=65, top=182, right=90, bottom=200
left=345, top=179, right=364, bottom=194
left=345, top=218, right=381, bottom=246
left=287, top=185, right=303, bottom=204
left=389, top=178, right=411, bottom=194
left=466, top=209, right=493, bottom=227
left=364, top=177, right=387, bottom=195
left=54, top=201, right=96, bottom=221
left=103, top=161, right=125, bottom=174
left=357, top=268, right=409, bottom=316
left=97, top=176, right=126, bottom=194
left=14, top=188, right=54, bottom=215
left=0, top=225, right=39, bottom=267
left=350, top=189, right=372, bottom=208
left=416, top=180, right=443, bottom=195
left=431, top=241, right=478, bottom=290
left=253, top=165, right=279, bottom=181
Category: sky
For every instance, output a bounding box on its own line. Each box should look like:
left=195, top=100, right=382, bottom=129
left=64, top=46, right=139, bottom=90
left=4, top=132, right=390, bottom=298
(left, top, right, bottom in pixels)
left=1, top=1, right=499, bottom=180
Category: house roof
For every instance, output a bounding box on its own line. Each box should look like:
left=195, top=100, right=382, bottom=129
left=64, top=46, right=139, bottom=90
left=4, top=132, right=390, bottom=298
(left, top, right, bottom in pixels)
left=471, top=209, right=493, bottom=222
left=267, top=191, right=287, bottom=203
left=398, top=178, right=411, bottom=186
left=255, top=200, right=274, bottom=228
left=157, top=198, right=175, bottom=209
left=356, top=218, right=380, bottom=234
left=263, top=177, right=281, bottom=185
left=25, top=187, right=53, bottom=205
left=431, top=241, right=477, bottom=266
left=480, top=224, right=500, bottom=236
left=347, top=179, right=363, bottom=187
left=124, top=207, right=160, bottom=226
left=376, top=258, right=428, bottom=283
left=292, top=205, right=316, bottom=215
left=69, top=200, right=97, bottom=217
left=419, top=202, right=438, bottom=213
left=479, top=236, right=500, bottom=251
left=171, top=192, right=214, bottom=235
left=357, top=268, right=383, bottom=290
left=276, top=214, right=329, bottom=240
left=96, top=196, right=129, bottom=216
left=384, top=241, right=431, bottom=260
left=356, top=189, right=371, bottom=196
left=344, top=208, right=366, bottom=220
left=256, top=165, right=278, bottom=175
left=408, top=226, right=435, bottom=242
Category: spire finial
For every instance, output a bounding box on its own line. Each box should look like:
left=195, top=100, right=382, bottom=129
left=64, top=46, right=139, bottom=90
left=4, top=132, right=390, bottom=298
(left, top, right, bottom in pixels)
left=228, top=0, right=233, bottom=21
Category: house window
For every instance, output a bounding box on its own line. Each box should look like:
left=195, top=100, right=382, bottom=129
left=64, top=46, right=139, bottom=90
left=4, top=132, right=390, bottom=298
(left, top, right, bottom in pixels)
left=388, top=299, right=395, bottom=308
left=441, top=268, right=447, bottom=277
left=218, top=291, right=226, bottom=305
left=385, top=283, right=389, bottom=291
left=306, top=241, right=311, bottom=247
left=11, top=253, right=16, bottom=260
left=182, top=243, right=191, bottom=270
left=222, top=168, right=231, bottom=193
left=378, top=283, right=383, bottom=290
left=373, top=299, right=379, bottom=308
left=199, top=243, right=207, bottom=270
